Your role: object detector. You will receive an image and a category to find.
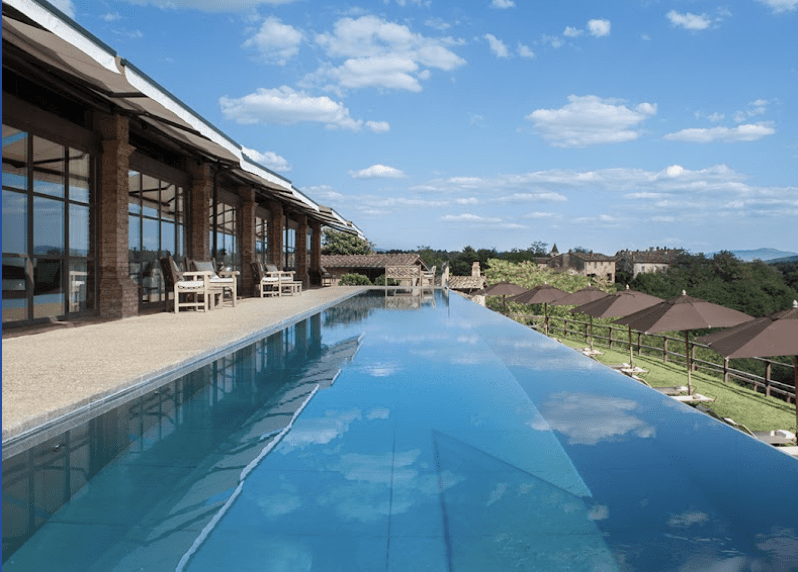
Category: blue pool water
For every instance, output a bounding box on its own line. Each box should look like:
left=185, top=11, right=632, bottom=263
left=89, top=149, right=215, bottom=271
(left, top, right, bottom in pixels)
left=3, top=290, right=798, bottom=571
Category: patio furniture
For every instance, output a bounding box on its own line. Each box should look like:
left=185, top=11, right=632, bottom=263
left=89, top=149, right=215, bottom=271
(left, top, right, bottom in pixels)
left=189, top=259, right=237, bottom=308
left=251, top=261, right=280, bottom=297
left=266, top=264, right=302, bottom=296
left=159, top=256, right=211, bottom=314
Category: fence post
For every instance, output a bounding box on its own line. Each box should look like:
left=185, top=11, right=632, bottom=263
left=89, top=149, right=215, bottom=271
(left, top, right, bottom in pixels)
left=765, top=362, right=772, bottom=397
left=564, top=318, right=569, bottom=338
left=663, top=338, right=668, bottom=363
left=723, top=357, right=729, bottom=384
left=585, top=322, right=589, bottom=343
left=637, top=332, right=642, bottom=356
left=691, top=345, right=697, bottom=371
left=608, top=327, right=613, bottom=349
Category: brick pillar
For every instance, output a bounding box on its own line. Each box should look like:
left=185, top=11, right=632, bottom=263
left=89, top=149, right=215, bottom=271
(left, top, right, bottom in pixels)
left=296, top=214, right=309, bottom=288
left=187, top=160, right=212, bottom=260
left=268, top=201, right=284, bottom=267
left=311, top=221, right=322, bottom=274
left=95, top=113, right=138, bottom=319
left=239, top=186, right=256, bottom=296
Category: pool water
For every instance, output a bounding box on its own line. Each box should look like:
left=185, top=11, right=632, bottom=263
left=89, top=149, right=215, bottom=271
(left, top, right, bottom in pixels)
left=3, top=290, right=798, bottom=571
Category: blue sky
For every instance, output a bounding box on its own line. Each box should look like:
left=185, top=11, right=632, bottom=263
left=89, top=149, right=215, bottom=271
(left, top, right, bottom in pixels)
left=57, top=0, right=797, bottom=255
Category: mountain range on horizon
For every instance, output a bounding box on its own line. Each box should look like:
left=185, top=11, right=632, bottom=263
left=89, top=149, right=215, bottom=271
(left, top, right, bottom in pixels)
left=706, top=248, right=798, bottom=262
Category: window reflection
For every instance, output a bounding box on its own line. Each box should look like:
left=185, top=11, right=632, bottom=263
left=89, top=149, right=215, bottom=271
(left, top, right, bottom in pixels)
left=32, top=136, right=65, bottom=199
left=2, top=126, right=28, bottom=191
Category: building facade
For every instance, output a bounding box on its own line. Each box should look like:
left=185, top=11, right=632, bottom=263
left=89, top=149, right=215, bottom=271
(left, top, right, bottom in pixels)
left=2, top=0, right=362, bottom=327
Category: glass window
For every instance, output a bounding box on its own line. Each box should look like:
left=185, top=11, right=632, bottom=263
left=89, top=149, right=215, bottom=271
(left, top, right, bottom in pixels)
left=33, top=196, right=65, bottom=256
left=69, top=203, right=90, bottom=257
left=2, top=256, right=28, bottom=322
left=32, top=136, right=65, bottom=198
left=2, top=126, right=28, bottom=190
left=69, top=148, right=90, bottom=204
left=3, top=190, right=27, bottom=254
left=33, top=258, right=64, bottom=319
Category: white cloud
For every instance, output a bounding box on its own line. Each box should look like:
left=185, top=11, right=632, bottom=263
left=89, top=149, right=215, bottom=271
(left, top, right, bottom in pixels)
left=308, top=15, right=465, bottom=93
left=523, top=211, right=562, bottom=219
left=490, top=0, right=515, bottom=8
left=563, top=26, right=583, bottom=38
left=303, top=185, right=345, bottom=203
left=484, top=34, right=510, bottom=58
left=243, top=17, right=303, bottom=65
left=48, top=0, right=75, bottom=17
left=219, top=86, right=369, bottom=131
left=755, top=0, right=798, bottom=13
left=541, top=35, right=564, bottom=49
left=365, top=120, right=391, bottom=133
left=497, top=192, right=568, bottom=203
left=349, top=164, right=407, bottom=179
left=527, top=95, right=657, bottom=148
left=102, top=12, right=122, bottom=22
left=666, top=10, right=712, bottom=30
left=241, top=147, right=291, bottom=172
left=441, top=214, right=527, bottom=229
left=587, top=19, right=611, bottom=37
left=664, top=122, right=775, bottom=143
left=517, top=43, right=536, bottom=59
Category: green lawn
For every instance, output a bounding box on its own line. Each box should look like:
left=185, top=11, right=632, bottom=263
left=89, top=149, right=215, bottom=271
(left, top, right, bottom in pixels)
left=556, top=336, right=796, bottom=433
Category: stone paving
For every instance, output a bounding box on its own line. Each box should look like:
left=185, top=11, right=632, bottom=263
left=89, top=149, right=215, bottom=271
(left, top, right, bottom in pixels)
left=2, top=288, right=363, bottom=447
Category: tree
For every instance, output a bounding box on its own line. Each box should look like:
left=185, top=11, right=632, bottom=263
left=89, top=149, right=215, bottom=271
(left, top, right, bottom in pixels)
left=322, top=229, right=374, bottom=255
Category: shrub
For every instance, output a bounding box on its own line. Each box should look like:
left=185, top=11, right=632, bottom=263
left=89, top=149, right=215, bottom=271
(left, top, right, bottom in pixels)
left=339, top=273, right=372, bottom=286
left=373, top=274, right=399, bottom=286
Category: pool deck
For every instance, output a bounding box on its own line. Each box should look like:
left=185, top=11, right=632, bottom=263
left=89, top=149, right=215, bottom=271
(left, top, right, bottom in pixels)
left=2, top=287, right=364, bottom=451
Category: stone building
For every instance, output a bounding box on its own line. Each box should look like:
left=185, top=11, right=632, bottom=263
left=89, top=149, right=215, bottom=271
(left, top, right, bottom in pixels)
left=2, top=0, right=362, bottom=327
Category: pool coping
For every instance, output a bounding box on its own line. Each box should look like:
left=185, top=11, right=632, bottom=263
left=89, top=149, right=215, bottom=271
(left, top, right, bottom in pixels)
left=2, top=288, right=367, bottom=459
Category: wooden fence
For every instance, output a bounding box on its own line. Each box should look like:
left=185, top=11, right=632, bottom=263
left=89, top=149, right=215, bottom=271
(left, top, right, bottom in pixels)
left=509, top=313, right=796, bottom=404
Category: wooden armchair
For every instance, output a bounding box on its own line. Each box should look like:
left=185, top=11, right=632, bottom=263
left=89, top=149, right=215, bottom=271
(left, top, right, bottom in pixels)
left=251, top=260, right=280, bottom=297
left=159, top=256, right=210, bottom=313
left=266, top=264, right=302, bottom=296
left=189, top=259, right=237, bottom=308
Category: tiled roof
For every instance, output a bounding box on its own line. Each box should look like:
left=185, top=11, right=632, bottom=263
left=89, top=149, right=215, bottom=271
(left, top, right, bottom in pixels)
left=621, top=249, right=683, bottom=264
left=448, top=276, right=487, bottom=291
left=569, top=252, right=616, bottom=262
left=321, top=253, right=423, bottom=269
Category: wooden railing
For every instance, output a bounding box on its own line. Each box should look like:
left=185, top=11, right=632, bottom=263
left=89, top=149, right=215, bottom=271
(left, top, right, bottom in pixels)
left=509, top=312, right=796, bottom=404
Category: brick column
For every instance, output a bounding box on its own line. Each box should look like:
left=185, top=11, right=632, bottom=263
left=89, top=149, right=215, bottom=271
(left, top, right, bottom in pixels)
left=268, top=201, right=284, bottom=267
left=311, top=221, right=322, bottom=274
left=239, top=186, right=256, bottom=296
left=95, top=113, right=138, bottom=319
left=187, top=160, right=212, bottom=260
left=296, top=214, right=309, bottom=288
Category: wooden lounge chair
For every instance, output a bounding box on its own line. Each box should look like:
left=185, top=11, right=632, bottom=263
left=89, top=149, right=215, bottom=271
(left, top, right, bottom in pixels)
left=189, top=259, right=237, bottom=308
left=159, top=255, right=210, bottom=314
left=251, top=261, right=280, bottom=297
left=266, top=264, right=302, bottom=296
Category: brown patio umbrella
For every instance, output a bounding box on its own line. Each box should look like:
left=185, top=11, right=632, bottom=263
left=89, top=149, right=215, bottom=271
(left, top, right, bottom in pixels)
left=475, top=281, right=528, bottom=312
left=571, top=286, right=664, bottom=367
left=698, top=300, right=798, bottom=431
left=615, top=290, right=752, bottom=394
left=552, top=286, right=611, bottom=351
left=508, top=283, right=568, bottom=337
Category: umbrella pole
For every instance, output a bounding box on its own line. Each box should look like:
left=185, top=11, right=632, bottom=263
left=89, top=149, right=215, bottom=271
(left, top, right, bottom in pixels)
left=794, top=355, right=798, bottom=433
left=628, top=326, right=634, bottom=368
left=685, top=330, right=692, bottom=394
left=589, top=316, right=594, bottom=351
left=544, top=303, right=549, bottom=337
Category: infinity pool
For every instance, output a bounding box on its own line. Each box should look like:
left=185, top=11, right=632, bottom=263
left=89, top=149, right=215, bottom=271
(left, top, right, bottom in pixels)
left=3, top=290, right=798, bottom=571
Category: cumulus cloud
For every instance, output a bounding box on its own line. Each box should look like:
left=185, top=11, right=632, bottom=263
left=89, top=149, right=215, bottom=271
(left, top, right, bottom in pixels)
left=485, top=34, right=510, bottom=58
left=755, top=0, right=798, bottom=13
left=490, top=0, right=515, bottom=8
left=365, top=120, right=391, bottom=133
left=666, top=10, right=712, bottom=30
left=527, top=95, right=657, bottom=147
left=219, top=86, right=373, bottom=131
left=587, top=19, right=611, bottom=37
left=664, top=122, right=775, bottom=143
left=441, top=213, right=527, bottom=229
left=563, top=26, right=583, bottom=38
left=243, top=17, right=303, bottom=65
left=517, top=43, right=536, bottom=59
left=307, top=15, right=465, bottom=93
left=349, top=164, right=407, bottom=179
left=241, top=147, right=291, bottom=172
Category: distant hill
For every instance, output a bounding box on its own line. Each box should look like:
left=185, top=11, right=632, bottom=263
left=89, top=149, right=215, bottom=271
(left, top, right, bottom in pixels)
left=707, top=248, right=798, bottom=262
left=768, top=255, right=798, bottom=264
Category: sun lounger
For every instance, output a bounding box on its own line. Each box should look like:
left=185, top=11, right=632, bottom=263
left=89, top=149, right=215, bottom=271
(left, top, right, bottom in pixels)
left=671, top=393, right=715, bottom=404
